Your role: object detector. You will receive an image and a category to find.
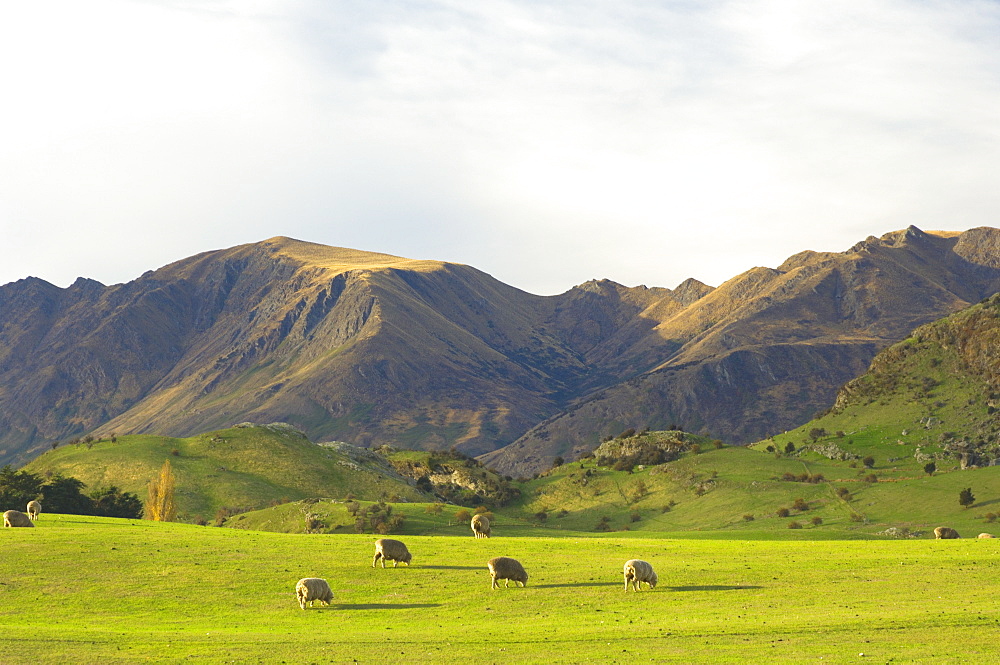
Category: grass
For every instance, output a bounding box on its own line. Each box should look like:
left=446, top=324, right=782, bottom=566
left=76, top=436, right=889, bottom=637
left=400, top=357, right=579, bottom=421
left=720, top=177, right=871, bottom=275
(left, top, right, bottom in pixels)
left=508, top=448, right=1000, bottom=539
left=22, top=425, right=427, bottom=522
left=2, top=514, right=999, bottom=663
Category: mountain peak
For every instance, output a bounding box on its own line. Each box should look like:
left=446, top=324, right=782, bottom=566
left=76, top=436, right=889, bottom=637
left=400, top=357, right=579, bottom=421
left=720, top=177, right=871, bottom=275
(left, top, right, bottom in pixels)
left=255, top=236, right=450, bottom=275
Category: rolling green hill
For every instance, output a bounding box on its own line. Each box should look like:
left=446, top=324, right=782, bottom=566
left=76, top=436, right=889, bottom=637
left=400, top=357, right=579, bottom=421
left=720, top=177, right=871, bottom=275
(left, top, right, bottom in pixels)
left=21, top=423, right=429, bottom=522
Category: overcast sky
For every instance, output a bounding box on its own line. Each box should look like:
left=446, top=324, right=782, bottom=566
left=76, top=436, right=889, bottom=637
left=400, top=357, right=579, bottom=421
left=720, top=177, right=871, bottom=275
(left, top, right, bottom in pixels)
left=2, top=1, right=999, bottom=295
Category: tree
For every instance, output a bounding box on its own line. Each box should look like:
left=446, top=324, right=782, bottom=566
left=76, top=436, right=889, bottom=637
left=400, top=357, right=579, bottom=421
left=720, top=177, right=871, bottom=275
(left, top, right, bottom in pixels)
left=144, top=460, right=177, bottom=522
left=40, top=475, right=94, bottom=514
left=90, top=485, right=143, bottom=519
left=551, top=456, right=565, bottom=468
left=923, top=462, right=936, bottom=476
left=862, top=456, right=875, bottom=469
left=784, top=442, right=796, bottom=454
left=808, top=428, right=827, bottom=442
left=959, top=487, right=976, bottom=509
left=0, top=465, right=43, bottom=509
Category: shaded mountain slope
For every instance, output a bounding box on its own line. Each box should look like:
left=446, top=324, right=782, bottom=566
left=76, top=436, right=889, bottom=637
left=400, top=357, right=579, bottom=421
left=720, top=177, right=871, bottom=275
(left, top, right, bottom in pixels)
left=482, top=227, right=1000, bottom=475
left=3, top=227, right=1000, bottom=473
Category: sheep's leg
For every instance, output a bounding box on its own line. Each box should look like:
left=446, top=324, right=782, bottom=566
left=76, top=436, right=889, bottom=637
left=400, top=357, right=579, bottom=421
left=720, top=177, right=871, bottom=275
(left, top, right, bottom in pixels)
left=372, top=553, right=381, bottom=568
left=392, top=560, right=398, bottom=568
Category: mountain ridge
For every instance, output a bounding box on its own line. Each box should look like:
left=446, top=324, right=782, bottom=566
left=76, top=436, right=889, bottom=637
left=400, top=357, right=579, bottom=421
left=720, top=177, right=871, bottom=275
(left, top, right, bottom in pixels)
left=2, top=227, right=999, bottom=473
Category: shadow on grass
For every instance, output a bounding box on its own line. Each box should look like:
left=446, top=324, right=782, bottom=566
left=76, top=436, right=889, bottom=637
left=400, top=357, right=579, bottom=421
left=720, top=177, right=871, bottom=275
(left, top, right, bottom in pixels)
left=533, top=582, right=620, bottom=589
left=331, top=603, right=442, bottom=610
left=666, top=585, right=763, bottom=592
left=419, top=565, right=482, bottom=570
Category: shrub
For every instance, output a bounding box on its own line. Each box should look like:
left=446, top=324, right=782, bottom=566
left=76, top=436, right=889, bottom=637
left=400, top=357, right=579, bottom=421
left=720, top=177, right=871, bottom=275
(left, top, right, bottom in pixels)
left=629, top=511, right=641, bottom=523
left=454, top=508, right=471, bottom=522
left=862, top=456, right=875, bottom=469
left=534, top=511, right=548, bottom=522
left=792, top=498, right=809, bottom=512
left=984, top=512, right=997, bottom=523
left=784, top=442, right=796, bottom=454
left=835, top=487, right=851, bottom=500
left=594, top=516, right=612, bottom=532
left=810, top=516, right=823, bottom=526
left=863, top=474, right=878, bottom=484
left=808, top=428, right=827, bottom=442
left=776, top=507, right=791, bottom=518
left=787, top=521, right=803, bottom=529
left=743, top=514, right=754, bottom=522
left=90, top=485, right=143, bottom=519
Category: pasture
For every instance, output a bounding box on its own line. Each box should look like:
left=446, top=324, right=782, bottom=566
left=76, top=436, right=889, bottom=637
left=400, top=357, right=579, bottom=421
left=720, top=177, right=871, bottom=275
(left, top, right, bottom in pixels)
left=2, top=515, right=999, bottom=663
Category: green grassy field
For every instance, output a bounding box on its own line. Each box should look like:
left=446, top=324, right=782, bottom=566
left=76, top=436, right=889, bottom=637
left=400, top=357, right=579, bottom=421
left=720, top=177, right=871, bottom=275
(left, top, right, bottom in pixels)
left=2, top=514, right=999, bottom=664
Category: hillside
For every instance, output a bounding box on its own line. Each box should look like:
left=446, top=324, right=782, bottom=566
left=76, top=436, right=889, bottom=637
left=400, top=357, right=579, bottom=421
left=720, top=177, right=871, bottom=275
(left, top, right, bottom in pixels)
left=760, top=291, right=1000, bottom=471
left=483, top=226, right=1000, bottom=474
left=3, top=227, right=1000, bottom=474
left=21, top=423, right=429, bottom=522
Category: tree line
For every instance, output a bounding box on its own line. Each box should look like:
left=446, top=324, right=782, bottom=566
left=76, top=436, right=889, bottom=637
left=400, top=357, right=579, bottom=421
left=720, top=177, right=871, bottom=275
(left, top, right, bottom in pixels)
left=0, top=465, right=142, bottom=518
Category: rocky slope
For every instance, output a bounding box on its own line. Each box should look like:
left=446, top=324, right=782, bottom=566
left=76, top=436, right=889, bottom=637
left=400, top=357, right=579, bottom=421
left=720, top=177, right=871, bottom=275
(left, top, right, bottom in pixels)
left=2, top=227, right=1000, bottom=473
left=481, top=226, right=1000, bottom=474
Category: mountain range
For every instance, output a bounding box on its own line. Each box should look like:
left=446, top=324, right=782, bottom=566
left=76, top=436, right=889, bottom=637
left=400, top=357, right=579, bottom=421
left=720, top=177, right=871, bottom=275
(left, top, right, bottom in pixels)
left=2, top=226, right=999, bottom=474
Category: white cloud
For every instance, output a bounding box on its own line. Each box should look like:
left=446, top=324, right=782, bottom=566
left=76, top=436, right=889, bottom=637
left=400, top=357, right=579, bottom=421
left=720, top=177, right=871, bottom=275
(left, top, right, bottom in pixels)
left=2, top=0, right=1000, bottom=294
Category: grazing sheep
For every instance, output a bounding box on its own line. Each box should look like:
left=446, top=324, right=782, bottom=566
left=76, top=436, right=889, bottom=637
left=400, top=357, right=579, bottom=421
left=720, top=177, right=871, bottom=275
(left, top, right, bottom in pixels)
left=623, top=559, right=658, bottom=591
left=487, top=556, right=527, bottom=589
left=934, top=526, right=960, bottom=539
left=372, top=538, right=412, bottom=568
left=295, top=578, right=333, bottom=609
left=26, top=500, right=41, bottom=522
left=3, top=510, right=34, bottom=528
left=978, top=533, right=996, bottom=539
left=471, top=514, right=491, bottom=539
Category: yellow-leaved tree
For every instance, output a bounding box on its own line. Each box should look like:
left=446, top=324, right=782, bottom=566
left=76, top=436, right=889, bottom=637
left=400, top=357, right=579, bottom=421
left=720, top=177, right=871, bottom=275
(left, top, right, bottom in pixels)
left=144, top=459, right=177, bottom=522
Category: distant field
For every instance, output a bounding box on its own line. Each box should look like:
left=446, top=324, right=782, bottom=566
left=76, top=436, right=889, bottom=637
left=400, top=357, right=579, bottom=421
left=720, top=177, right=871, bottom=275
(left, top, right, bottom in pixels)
left=2, top=515, right=999, bottom=663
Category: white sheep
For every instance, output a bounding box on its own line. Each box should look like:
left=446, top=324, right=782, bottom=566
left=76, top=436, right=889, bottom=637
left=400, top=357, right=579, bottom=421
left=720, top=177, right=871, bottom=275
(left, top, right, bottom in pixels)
left=372, top=538, right=412, bottom=568
left=3, top=510, right=34, bottom=528
left=487, top=556, right=527, bottom=589
left=934, top=526, right=960, bottom=539
left=623, top=559, right=657, bottom=591
left=978, top=533, right=996, bottom=539
left=471, top=514, right=491, bottom=539
left=295, top=577, right=333, bottom=609
left=26, top=500, right=41, bottom=522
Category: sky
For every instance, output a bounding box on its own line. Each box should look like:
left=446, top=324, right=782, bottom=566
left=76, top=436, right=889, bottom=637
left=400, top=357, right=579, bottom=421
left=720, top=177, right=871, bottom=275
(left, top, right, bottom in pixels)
left=2, top=0, right=1000, bottom=296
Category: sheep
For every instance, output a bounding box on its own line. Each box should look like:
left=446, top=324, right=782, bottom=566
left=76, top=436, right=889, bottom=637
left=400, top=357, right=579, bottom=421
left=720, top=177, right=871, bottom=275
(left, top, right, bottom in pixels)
left=934, top=526, right=960, bottom=539
left=471, top=514, right=491, bottom=539
left=372, top=538, right=412, bottom=568
left=26, top=500, right=40, bottom=522
left=623, top=559, right=657, bottom=591
left=978, top=533, right=996, bottom=539
left=3, top=510, right=34, bottom=528
left=295, top=578, right=333, bottom=609
left=487, top=556, right=527, bottom=589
